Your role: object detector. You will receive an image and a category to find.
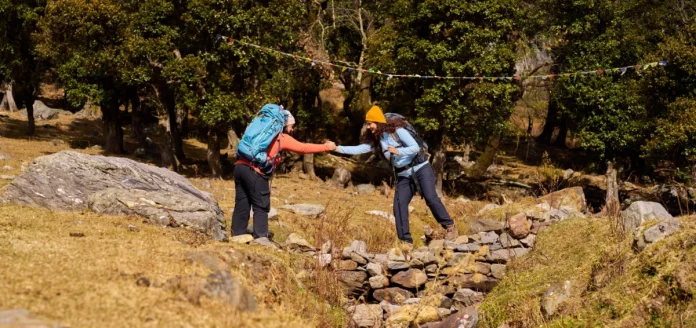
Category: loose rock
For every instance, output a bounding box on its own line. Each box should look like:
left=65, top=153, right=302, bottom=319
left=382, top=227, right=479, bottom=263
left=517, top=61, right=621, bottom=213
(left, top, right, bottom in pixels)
left=499, top=232, right=520, bottom=248
left=357, top=184, right=376, bottom=195
left=487, top=248, right=529, bottom=263
left=391, top=269, right=428, bottom=289
left=541, top=280, right=572, bottom=317
left=622, top=201, right=673, bottom=232
left=318, top=254, right=332, bottom=267
left=507, top=213, right=531, bottom=239
left=366, top=262, right=383, bottom=276
left=340, top=271, right=368, bottom=297
left=350, top=304, right=383, bottom=327
left=252, top=237, right=277, bottom=249
left=477, top=204, right=500, bottom=216
left=0, top=309, right=60, bottom=328
left=491, top=264, right=507, bottom=279
left=351, top=240, right=368, bottom=253
left=279, top=204, right=325, bottom=216
left=230, top=234, right=254, bottom=244
left=635, top=218, right=681, bottom=251
left=519, top=234, right=536, bottom=247
left=340, top=260, right=359, bottom=271
left=452, top=288, right=484, bottom=307
left=285, top=233, right=316, bottom=253
left=365, top=210, right=395, bottom=224
left=480, top=231, right=499, bottom=244
left=369, top=275, right=390, bottom=289
left=468, top=219, right=505, bottom=233
left=373, top=287, right=414, bottom=304
left=331, top=167, right=352, bottom=188
left=537, top=187, right=587, bottom=212
left=431, top=307, right=478, bottom=328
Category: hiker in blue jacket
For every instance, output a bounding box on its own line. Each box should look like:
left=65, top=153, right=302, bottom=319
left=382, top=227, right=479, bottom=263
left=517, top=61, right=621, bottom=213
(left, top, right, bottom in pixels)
left=336, top=106, right=457, bottom=244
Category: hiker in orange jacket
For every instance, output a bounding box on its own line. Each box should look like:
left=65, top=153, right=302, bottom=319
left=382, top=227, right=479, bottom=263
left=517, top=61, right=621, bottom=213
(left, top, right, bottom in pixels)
left=232, top=111, right=336, bottom=238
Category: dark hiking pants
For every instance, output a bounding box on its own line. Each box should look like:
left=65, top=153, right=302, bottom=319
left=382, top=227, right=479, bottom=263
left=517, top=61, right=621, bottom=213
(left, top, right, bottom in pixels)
left=231, top=164, right=271, bottom=238
left=393, top=163, right=454, bottom=243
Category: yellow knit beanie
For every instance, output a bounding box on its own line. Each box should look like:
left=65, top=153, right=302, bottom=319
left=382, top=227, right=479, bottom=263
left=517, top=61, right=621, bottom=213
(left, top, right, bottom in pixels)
left=365, top=105, right=386, bottom=124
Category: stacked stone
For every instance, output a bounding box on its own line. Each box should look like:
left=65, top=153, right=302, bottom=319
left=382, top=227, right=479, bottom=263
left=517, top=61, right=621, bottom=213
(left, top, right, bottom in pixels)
left=338, top=188, right=590, bottom=327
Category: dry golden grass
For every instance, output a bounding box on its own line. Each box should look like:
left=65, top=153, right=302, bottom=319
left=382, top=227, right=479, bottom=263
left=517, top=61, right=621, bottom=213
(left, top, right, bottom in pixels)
left=480, top=217, right=696, bottom=327
left=1, top=112, right=495, bottom=326
left=0, top=204, right=347, bottom=327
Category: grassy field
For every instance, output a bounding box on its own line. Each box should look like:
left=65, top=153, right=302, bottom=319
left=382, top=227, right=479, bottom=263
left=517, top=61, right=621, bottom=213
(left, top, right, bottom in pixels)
left=480, top=217, right=696, bottom=327
left=0, top=111, right=494, bottom=327
left=6, top=111, right=692, bottom=327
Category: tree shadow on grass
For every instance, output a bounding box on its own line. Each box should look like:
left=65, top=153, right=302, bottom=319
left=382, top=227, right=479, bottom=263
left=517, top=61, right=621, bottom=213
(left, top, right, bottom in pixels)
left=0, top=112, right=235, bottom=180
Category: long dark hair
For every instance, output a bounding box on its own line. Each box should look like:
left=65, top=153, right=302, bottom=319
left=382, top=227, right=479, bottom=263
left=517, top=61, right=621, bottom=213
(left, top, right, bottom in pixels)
left=360, top=117, right=409, bottom=156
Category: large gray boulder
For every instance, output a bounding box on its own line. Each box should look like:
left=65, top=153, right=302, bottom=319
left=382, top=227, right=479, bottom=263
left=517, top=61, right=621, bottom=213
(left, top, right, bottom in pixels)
left=19, top=100, right=71, bottom=120
left=1, top=151, right=227, bottom=240
left=621, top=201, right=673, bottom=232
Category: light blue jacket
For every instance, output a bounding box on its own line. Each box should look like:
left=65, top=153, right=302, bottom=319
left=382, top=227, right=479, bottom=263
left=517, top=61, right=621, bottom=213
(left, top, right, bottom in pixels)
left=336, top=128, right=427, bottom=177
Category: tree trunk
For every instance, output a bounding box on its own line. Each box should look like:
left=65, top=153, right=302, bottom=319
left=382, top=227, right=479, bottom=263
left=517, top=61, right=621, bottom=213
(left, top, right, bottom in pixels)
left=691, top=162, right=696, bottom=187
left=303, top=153, right=316, bottom=178
left=174, top=106, right=187, bottom=160
left=156, top=85, right=180, bottom=171
left=431, top=148, right=446, bottom=197
left=101, top=100, right=124, bottom=153
left=466, top=137, right=500, bottom=179
left=553, top=123, right=568, bottom=147
left=130, top=92, right=148, bottom=149
left=207, top=129, right=222, bottom=179
left=537, top=100, right=559, bottom=144
left=605, top=161, right=620, bottom=217
left=227, top=129, right=240, bottom=152
left=358, top=74, right=372, bottom=112
left=23, top=91, right=35, bottom=136
left=0, top=92, right=8, bottom=111
left=3, top=83, right=18, bottom=112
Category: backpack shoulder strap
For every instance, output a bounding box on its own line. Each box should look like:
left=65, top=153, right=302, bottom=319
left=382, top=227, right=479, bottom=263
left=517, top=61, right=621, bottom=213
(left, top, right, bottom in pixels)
left=390, top=131, right=407, bottom=148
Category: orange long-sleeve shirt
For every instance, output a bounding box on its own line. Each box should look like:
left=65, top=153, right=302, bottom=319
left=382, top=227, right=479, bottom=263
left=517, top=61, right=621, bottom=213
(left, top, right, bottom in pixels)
left=236, top=133, right=331, bottom=175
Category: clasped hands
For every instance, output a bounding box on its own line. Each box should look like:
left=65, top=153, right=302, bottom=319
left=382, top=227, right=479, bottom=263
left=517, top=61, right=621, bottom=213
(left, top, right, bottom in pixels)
left=323, top=140, right=337, bottom=151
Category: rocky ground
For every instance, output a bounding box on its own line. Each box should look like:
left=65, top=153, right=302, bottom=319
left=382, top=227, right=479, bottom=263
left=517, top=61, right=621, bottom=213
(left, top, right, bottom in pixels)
left=1, top=111, right=695, bottom=327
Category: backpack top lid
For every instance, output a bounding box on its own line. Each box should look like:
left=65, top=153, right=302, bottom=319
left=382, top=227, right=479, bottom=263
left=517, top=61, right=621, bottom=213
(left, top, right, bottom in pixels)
left=259, top=103, right=287, bottom=121
left=384, top=112, right=428, bottom=151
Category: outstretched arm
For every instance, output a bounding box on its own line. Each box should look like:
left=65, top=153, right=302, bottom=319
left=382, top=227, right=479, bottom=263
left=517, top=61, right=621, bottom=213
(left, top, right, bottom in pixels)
left=336, top=144, right=373, bottom=155
left=278, top=134, right=334, bottom=154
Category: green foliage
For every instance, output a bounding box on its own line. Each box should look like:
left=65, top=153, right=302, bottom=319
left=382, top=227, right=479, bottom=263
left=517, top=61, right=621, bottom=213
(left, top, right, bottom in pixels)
left=371, top=0, right=526, bottom=148
left=36, top=0, right=307, bottom=131
left=175, top=0, right=308, bottom=131
left=12, top=0, right=696, bottom=177
left=644, top=98, right=696, bottom=165
left=0, top=0, right=46, bottom=83
left=541, top=0, right=695, bottom=170
left=641, top=24, right=696, bottom=168
left=36, top=0, right=130, bottom=106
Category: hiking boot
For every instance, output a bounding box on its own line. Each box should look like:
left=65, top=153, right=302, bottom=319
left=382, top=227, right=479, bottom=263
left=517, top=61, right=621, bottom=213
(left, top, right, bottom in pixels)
left=444, top=224, right=458, bottom=241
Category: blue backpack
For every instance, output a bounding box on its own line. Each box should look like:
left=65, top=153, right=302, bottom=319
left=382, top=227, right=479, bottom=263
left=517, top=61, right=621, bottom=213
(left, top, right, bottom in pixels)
left=236, top=104, right=288, bottom=174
